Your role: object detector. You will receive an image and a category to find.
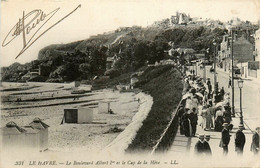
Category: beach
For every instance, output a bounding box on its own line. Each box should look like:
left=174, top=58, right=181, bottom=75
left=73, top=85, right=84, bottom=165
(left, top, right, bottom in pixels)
left=1, top=82, right=142, bottom=153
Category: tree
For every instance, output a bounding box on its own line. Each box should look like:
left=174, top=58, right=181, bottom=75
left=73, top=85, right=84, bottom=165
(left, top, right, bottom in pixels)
left=79, top=63, right=91, bottom=79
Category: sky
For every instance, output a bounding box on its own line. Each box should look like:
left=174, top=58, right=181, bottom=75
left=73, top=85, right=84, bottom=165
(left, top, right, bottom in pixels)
left=1, top=0, right=260, bottom=67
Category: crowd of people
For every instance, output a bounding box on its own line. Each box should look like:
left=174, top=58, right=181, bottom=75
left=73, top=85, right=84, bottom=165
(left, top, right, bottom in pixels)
left=178, top=75, right=232, bottom=137
left=177, top=73, right=259, bottom=156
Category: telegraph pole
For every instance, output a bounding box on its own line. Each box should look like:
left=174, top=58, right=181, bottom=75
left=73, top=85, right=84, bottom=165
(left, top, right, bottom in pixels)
left=231, top=29, right=235, bottom=117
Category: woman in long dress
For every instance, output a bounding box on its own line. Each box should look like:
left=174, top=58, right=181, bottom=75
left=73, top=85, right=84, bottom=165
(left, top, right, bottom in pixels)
left=182, top=111, right=192, bottom=137
left=200, top=106, right=207, bottom=130
left=214, top=108, right=224, bottom=132
left=205, top=105, right=213, bottom=130
left=250, top=127, right=260, bottom=155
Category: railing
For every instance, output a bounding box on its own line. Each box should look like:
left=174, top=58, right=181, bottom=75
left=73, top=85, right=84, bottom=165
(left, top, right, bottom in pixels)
left=151, top=100, right=182, bottom=154
left=150, top=64, right=185, bottom=154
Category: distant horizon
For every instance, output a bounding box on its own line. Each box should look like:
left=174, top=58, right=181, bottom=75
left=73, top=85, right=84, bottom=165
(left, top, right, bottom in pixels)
left=1, top=0, right=260, bottom=67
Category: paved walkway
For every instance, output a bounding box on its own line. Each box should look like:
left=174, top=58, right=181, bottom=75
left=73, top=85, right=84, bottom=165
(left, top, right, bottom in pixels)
left=166, top=116, right=260, bottom=167
left=165, top=69, right=260, bottom=167
left=168, top=128, right=191, bottom=153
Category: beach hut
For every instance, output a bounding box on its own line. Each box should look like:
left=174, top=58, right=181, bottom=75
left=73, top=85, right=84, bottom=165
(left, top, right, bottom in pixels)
left=62, top=107, right=93, bottom=124
left=22, top=126, right=41, bottom=150
left=2, top=121, right=26, bottom=149
left=29, top=118, right=49, bottom=151
left=98, top=101, right=110, bottom=114
left=1, top=119, right=49, bottom=152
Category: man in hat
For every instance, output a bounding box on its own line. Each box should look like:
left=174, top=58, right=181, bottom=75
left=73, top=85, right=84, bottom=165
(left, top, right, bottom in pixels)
left=194, top=134, right=205, bottom=154
left=235, top=124, right=246, bottom=155
left=219, top=123, right=230, bottom=155
left=189, top=107, right=198, bottom=137
left=250, top=127, right=259, bottom=155
left=203, top=134, right=212, bottom=155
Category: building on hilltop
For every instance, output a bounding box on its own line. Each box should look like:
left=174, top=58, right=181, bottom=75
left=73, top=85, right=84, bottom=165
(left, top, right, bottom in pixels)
left=170, top=12, right=190, bottom=26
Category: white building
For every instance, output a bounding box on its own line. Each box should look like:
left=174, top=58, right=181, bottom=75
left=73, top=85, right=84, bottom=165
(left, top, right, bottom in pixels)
left=254, top=29, right=260, bottom=61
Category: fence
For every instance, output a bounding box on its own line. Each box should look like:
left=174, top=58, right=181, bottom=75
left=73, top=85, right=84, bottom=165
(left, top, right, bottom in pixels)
left=151, top=100, right=182, bottom=154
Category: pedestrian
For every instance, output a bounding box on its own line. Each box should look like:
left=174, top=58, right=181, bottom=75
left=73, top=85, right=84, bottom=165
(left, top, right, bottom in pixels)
left=203, top=91, right=208, bottom=104
left=235, top=124, right=246, bottom=155
left=206, top=78, right=211, bottom=88
left=182, top=110, right=192, bottom=137
left=191, top=95, right=199, bottom=114
left=109, top=109, right=114, bottom=114
left=178, top=105, right=185, bottom=135
left=214, top=107, right=224, bottom=132
left=223, top=108, right=231, bottom=125
left=185, top=96, right=192, bottom=113
left=219, top=123, right=230, bottom=155
left=208, top=84, right=212, bottom=94
left=219, top=87, right=225, bottom=100
left=224, top=93, right=231, bottom=105
left=203, top=134, right=212, bottom=155
left=228, top=78, right=232, bottom=88
left=189, top=107, right=198, bottom=137
left=208, top=104, right=215, bottom=129
left=205, top=105, right=213, bottom=130
left=194, top=134, right=205, bottom=154
left=200, top=105, right=207, bottom=130
left=250, top=127, right=259, bottom=155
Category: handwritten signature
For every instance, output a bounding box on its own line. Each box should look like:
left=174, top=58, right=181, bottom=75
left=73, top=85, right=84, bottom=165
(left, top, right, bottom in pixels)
left=2, top=5, right=81, bottom=59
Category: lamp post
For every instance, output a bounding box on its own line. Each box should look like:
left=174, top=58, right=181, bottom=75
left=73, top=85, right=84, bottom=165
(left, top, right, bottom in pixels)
left=237, top=79, right=245, bottom=129
left=213, top=42, right=217, bottom=93
left=231, top=29, right=235, bottom=117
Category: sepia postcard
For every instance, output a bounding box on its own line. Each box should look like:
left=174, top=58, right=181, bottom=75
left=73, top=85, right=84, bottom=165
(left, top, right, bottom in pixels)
left=1, top=0, right=260, bottom=167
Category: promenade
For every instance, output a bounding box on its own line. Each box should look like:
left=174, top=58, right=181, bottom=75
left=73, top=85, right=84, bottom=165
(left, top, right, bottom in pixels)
left=165, top=66, right=260, bottom=167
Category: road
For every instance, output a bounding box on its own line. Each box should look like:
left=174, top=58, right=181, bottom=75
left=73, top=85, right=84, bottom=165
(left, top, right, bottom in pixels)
left=194, top=66, right=260, bottom=130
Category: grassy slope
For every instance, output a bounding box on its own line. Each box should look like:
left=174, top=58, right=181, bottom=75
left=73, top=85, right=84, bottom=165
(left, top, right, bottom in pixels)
left=126, top=65, right=183, bottom=152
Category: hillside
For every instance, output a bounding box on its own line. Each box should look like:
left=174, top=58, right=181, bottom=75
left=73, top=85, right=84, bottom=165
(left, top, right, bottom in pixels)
left=1, top=25, right=228, bottom=82
left=126, top=65, right=183, bottom=152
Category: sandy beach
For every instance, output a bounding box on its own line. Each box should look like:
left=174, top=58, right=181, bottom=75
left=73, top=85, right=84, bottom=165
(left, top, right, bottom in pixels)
left=0, top=82, right=145, bottom=153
